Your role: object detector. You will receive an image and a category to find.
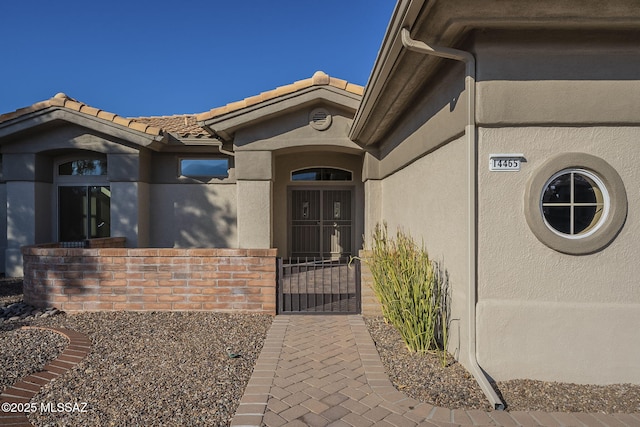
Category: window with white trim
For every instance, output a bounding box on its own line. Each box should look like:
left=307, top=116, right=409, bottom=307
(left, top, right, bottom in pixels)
left=541, top=169, right=608, bottom=238
left=525, top=153, right=627, bottom=255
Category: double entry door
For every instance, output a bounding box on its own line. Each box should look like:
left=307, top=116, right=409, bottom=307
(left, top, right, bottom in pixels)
left=290, top=188, right=353, bottom=259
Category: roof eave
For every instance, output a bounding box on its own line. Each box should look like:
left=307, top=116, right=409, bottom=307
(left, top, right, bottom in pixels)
left=0, top=107, right=167, bottom=150
left=349, top=0, right=425, bottom=145
left=198, top=86, right=362, bottom=143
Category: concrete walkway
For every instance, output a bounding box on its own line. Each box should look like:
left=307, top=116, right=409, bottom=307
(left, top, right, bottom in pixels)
left=231, top=315, right=640, bottom=427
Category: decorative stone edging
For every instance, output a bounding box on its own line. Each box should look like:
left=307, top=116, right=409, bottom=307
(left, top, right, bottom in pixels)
left=0, top=327, right=91, bottom=427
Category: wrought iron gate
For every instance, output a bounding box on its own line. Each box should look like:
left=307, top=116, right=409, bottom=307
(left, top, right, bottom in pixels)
left=277, top=257, right=361, bottom=314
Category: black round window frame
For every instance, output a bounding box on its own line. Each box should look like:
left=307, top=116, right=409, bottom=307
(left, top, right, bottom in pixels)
left=525, top=153, right=627, bottom=255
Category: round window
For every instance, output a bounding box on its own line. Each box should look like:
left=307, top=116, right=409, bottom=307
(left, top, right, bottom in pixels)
left=541, top=169, right=609, bottom=239
left=525, top=153, right=627, bottom=255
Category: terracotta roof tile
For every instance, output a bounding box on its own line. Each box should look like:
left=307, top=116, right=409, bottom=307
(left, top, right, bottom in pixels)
left=131, top=115, right=210, bottom=137
left=0, top=93, right=164, bottom=138
left=196, top=71, right=364, bottom=122
left=1, top=71, right=361, bottom=139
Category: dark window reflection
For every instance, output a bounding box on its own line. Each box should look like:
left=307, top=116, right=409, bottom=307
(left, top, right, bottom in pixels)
left=543, top=206, right=572, bottom=235
left=59, top=186, right=110, bottom=241
left=292, top=168, right=352, bottom=181
left=59, top=159, right=107, bottom=176
left=542, top=174, right=571, bottom=204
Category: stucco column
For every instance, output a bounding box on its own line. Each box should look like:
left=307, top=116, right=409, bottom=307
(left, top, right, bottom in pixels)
left=362, top=152, right=382, bottom=246
left=109, top=182, right=149, bottom=247
left=235, top=151, right=273, bottom=249
left=3, top=154, right=53, bottom=276
left=108, top=153, right=150, bottom=247
left=363, top=179, right=382, bottom=246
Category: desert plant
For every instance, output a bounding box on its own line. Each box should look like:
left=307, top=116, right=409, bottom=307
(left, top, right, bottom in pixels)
left=366, top=223, right=449, bottom=365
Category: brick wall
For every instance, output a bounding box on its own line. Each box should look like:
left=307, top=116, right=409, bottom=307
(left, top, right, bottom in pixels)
left=22, top=242, right=277, bottom=315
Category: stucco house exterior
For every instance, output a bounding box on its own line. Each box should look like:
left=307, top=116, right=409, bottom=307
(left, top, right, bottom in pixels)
left=0, top=0, right=638, bottom=396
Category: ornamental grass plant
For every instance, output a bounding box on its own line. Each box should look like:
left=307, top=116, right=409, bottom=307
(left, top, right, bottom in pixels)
left=366, top=224, right=449, bottom=365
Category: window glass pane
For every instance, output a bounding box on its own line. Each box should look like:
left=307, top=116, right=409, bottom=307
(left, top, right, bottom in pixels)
left=542, top=173, right=571, bottom=204
left=543, top=206, right=572, bottom=234
left=324, top=168, right=352, bottom=181
left=574, top=206, right=599, bottom=234
left=59, top=186, right=88, bottom=241
left=573, top=174, right=598, bottom=204
left=292, top=168, right=322, bottom=181
left=181, top=159, right=229, bottom=177
left=59, top=159, right=107, bottom=176
left=292, top=168, right=352, bottom=181
left=59, top=186, right=111, bottom=241
left=90, top=186, right=111, bottom=238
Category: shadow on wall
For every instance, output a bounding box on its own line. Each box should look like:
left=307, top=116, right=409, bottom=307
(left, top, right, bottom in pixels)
left=150, top=183, right=237, bottom=248
left=377, top=61, right=467, bottom=161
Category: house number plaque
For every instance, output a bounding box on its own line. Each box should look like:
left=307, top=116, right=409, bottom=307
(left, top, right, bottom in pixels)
left=489, top=154, right=525, bottom=172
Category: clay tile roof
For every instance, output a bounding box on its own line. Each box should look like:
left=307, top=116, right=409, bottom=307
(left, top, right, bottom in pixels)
left=131, top=115, right=210, bottom=137
left=196, top=71, right=364, bottom=122
left=0, top=93, right=164, bottom=137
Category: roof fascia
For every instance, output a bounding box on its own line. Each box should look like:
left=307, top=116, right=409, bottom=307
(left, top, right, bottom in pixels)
left=199, top=86, right=361, bottom=142
left=350, top=0, right=640, bottom=146
left=0, top=107, right=167, bottom=150
left=350, top=0, right=426, bottom=145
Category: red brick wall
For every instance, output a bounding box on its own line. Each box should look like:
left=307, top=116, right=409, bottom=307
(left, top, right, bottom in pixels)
left=22, top=243, right=277, bottom=315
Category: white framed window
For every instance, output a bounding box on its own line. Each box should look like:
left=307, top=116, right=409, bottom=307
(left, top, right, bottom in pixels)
left=541, top=169, right=609, bottom=239
left=525, top=153, right=627, bottom=255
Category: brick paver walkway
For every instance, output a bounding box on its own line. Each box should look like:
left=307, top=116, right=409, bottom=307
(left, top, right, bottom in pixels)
left=232, top=315, right=640, bottom=427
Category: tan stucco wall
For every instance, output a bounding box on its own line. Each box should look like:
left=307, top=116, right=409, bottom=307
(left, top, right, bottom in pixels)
left=363, top=28, right=640, bottom=384
left=470, top=30, right=640, bottom=384
left=373, top=136, right=470, bottom=363
left=475, top=30, right=640, bottom=127
left=477, top=126, right=640, bottom=383
left=149, top=183, right=237, bottom=248
left=273, top=151, right=364, bottom=258
left=233, top=104, right=361, bottom=152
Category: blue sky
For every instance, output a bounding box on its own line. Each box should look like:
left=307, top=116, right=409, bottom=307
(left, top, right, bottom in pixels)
left=0, top=1, right=395, bottom=117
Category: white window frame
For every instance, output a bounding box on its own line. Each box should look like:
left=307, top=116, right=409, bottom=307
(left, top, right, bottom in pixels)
left=540, top=168, right=610, bottom=239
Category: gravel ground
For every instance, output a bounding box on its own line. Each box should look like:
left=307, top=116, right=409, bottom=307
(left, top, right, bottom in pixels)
left=365, top=316, right=640, bottom=414
left=2, top=277, right=639, bottom=424
left=1, top=280, right=273, bottom=427
left=0, top=278, right=23, bottom=305
left=0, top=328, right=68, bottom=393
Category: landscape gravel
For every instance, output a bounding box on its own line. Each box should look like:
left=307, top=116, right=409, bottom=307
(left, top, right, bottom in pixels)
left=22, top=311, right=272, bottom=427
left=365, top=316, right=640, bottom=414
left=0, top=327, right=68, bottom=393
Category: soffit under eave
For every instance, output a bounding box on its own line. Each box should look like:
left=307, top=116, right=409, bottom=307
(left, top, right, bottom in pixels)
left=199, top=86, right=361, bottom=143
left=0, top=108, right=168, bottom=151
left=351, top=0, right=640, bottom=147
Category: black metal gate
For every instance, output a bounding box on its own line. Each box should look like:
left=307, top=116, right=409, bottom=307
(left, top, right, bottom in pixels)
left=277, top=257, right=361, bottom=314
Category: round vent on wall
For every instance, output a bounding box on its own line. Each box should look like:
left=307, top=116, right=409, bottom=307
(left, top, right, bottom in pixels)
left=309, top=108, right=332, bottom=131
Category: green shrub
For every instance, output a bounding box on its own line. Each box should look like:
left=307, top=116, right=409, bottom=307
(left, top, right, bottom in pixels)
left=366, top=224, right=449, bottom=364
